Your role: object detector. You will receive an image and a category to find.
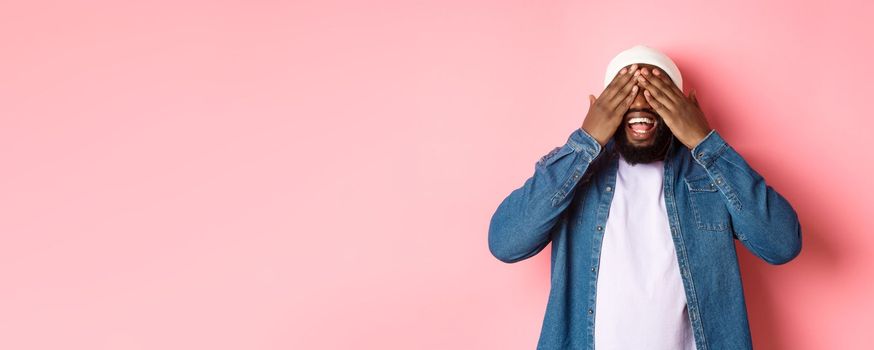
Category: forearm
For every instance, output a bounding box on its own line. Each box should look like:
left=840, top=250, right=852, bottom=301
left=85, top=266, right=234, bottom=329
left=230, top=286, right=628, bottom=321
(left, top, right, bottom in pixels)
left=488, top=127, right=604, bottom=263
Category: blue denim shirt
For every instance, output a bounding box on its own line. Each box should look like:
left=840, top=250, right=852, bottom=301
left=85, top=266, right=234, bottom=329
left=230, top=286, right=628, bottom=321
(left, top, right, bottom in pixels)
left=488, top=127, right=802, bottom=350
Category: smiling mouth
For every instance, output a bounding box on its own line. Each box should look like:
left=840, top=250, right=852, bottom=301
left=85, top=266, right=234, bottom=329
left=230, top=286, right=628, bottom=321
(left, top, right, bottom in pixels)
left=625, top=113, right=657, bottom=136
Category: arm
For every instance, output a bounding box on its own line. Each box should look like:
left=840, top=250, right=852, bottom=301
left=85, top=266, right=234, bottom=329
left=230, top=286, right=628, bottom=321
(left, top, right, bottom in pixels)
left=488, top=127, right=604, bottom=263
left=691, top=129, right=803, bottom=265
left=636, top=67, right=802, bottom=265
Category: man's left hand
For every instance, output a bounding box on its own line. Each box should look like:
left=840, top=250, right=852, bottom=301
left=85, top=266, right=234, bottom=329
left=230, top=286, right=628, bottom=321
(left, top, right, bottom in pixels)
left=636, top=67, right=712, bottom=149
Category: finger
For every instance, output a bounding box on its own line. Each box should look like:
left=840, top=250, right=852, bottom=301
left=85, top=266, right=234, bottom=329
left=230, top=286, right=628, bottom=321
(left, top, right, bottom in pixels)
left=604, top=67, right=630, bottom=91
left=643, top=89, right=671, bottom=117
left=652, top=68, right=685, bottom=97
left=608, top=70, right=640, bottom=108
left=619, top=84, right=639, bottom=111
left=637, top=75, right=676, bottom=110
left=639, top=69, right=681, bottom=104
left=641, top=67, right=682, bottom=103
left=603, top=64, right=639, bottom=101
left=689, top=89, right=700, bottom=107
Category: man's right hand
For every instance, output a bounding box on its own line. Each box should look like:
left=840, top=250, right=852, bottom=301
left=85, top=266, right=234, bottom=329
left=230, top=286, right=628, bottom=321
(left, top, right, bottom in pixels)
left=581, top=64, right=641, bottom=146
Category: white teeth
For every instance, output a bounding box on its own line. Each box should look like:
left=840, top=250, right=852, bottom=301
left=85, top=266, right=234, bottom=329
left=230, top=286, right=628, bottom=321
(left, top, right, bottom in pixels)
left=632, top=129, right=651, bottom=134
left=627, top=117, right=654, bottom=124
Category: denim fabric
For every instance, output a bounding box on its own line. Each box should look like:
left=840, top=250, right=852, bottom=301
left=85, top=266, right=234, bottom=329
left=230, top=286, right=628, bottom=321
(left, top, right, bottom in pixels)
left=488, top=127, right=802, bottom=350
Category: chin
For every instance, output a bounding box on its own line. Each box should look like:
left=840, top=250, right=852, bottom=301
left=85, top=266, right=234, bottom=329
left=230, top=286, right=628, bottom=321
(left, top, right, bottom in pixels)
left=626, top=137, right=656, bottom=148
left=613, top=123, right=673, bottom=165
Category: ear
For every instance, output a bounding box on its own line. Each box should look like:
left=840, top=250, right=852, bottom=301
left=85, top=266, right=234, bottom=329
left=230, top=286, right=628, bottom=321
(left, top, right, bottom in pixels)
left=589, top=94, right=596, bottom=106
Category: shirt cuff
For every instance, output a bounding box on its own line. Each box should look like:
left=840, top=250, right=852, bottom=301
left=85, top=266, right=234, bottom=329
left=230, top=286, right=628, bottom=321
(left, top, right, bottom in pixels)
left=690, top=129, right=727, bottom=167
left=569, top=127, right=604, bottom=161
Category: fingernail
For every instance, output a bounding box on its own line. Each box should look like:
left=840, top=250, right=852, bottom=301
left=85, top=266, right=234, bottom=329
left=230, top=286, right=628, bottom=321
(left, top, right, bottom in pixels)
left=641, top=69, right=648, bottom=75
left=632, top=85, right=638, bottom=92
left=634, top=70, right=640, bottom=76
left=620, top=68, right=627, bottom=74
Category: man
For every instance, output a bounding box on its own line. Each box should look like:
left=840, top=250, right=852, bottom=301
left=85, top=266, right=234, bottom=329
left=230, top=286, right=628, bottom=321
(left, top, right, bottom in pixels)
left=487, top=45, right=802, bottom=350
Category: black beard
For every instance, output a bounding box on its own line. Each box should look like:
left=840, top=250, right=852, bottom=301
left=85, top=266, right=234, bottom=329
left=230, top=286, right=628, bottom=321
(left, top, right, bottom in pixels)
left=612, top=116, right=674, bottom=165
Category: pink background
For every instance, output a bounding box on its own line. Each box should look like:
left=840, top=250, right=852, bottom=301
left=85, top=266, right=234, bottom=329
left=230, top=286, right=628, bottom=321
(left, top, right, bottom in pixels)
left=2, top=0, right=872, bottom=349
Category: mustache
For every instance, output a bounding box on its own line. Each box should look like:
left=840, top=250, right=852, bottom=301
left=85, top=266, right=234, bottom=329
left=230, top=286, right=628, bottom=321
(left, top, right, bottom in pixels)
left=625, top=108, right=658, bottom=117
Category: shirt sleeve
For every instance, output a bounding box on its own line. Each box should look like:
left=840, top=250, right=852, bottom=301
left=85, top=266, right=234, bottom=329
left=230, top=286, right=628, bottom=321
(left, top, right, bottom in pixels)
left=488, top=127, right=604, bottom=263
left=691, top=129, right=803, bottom=265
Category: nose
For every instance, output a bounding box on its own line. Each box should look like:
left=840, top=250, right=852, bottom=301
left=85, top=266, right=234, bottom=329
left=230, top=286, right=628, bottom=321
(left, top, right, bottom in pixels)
left=630, top=85, right=652, bottom=111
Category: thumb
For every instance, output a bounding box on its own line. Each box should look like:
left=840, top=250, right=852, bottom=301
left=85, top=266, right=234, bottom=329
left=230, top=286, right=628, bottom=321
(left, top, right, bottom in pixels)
left=589, top=94, right=596, bottom=106
left=690, top=89, right=700, bottom=106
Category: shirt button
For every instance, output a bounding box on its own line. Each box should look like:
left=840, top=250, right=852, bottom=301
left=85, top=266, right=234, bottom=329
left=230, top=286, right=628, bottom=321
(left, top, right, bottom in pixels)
left=591, top=267, right=596, bottom=272
left=605, top=186, right=612, bottom=192
left=588, top=309, right=593, bottom=314
left=596, top=226, right=603, bottom=231
left=716, top=178, right=722, bottom=184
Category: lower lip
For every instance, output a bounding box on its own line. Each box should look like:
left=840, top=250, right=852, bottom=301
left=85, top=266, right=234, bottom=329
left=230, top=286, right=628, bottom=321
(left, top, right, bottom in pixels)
left=626, top=121, right=657, bottom=141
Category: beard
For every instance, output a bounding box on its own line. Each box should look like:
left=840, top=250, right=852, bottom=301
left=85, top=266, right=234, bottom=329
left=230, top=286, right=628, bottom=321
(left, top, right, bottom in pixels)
left=612, top=113, right=674, bottom=165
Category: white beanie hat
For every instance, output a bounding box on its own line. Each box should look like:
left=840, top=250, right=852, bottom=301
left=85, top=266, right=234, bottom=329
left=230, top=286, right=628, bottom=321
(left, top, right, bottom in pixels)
left=604, top=44, right=682, bottom=90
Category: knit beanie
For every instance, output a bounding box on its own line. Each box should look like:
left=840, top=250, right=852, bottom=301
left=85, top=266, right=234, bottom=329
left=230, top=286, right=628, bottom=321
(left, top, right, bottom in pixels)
left=604, top=44, right=682, bottom=90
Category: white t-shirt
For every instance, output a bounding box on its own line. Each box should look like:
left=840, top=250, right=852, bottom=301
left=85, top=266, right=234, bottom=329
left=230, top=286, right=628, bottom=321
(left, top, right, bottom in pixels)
left=593, top=154, right=697, bottom=350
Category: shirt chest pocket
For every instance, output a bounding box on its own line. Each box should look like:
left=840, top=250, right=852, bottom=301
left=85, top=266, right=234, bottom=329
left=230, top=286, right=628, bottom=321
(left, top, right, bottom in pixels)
left=684, top=176, right=730, bottom=232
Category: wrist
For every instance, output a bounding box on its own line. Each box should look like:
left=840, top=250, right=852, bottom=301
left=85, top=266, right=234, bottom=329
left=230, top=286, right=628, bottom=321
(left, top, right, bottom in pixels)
left=580, top=124, right=610, bottom=147
left=688, top=129, right=715, bottom=150
left=684, top=128, right=712, bottom=149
